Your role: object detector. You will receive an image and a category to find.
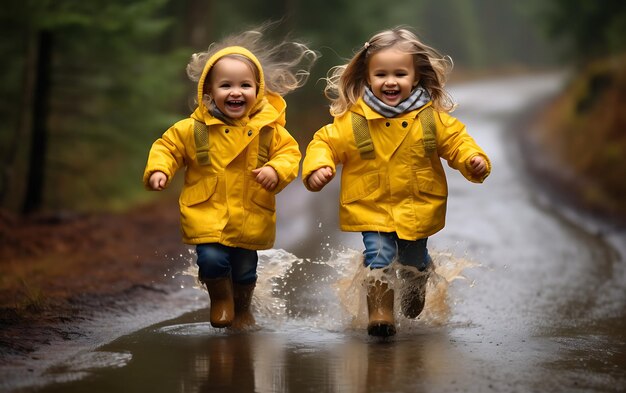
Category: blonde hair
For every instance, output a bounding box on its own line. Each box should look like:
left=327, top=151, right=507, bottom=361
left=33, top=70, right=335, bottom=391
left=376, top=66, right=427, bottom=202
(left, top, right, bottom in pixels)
left=324, top=27, right=455, bottom=116
left=186, top=24, right=318, bottom=99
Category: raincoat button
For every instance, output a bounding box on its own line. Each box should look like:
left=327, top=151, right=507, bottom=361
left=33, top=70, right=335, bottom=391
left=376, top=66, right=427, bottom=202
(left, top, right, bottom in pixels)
left=248, top=130, right=253, bottom=136
left=225, top=129, right=229, bottom=134
left=385, top=122, right=390, bottom=127
left=402, top=121, right=408, bottom=128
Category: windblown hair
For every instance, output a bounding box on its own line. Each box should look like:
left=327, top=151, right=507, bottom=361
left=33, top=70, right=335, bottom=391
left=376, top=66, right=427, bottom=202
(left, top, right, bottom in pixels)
left=186, top=23, right=319, bottom=103
left=324, top=27, right=455, bottom=117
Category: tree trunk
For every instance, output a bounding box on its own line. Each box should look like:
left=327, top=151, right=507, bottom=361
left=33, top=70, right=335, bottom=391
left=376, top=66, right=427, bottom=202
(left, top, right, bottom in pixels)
left=22, top=30, right=53, bottom=214
left=184, top=0, right=212, bottom=50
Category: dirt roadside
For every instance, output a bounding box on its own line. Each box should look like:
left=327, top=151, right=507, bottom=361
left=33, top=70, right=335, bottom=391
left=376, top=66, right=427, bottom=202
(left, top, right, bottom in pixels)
left=0, top=197, right=192, bottom=364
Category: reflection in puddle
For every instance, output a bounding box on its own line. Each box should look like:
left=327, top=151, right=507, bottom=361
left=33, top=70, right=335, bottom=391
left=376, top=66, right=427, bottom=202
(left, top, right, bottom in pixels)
left=125, top=324, right=467, bottom=393
left=44, top=351, right=133, bottom=385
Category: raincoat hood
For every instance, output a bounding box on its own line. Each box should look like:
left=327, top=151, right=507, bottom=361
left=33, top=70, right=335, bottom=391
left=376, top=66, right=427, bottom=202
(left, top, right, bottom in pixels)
left=197, top=46, right=265, bottom=112
left=191, top=46, right=286, bottom=127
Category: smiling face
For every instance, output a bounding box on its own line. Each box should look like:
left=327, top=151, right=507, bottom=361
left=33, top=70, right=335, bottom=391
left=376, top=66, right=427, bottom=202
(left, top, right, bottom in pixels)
left=208, top=56, right=258, bottom=119
left=366, top=48, right=418, bottom=107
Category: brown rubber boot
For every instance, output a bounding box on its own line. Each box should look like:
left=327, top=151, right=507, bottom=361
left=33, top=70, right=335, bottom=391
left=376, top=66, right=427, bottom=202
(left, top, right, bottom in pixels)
left=204, top=277, right=235, bottom=328
left=366, top=280, right=396, bottom=337
left=231, top=282, right=256, bottom=331
left=399, top=269, right=429, bottom=319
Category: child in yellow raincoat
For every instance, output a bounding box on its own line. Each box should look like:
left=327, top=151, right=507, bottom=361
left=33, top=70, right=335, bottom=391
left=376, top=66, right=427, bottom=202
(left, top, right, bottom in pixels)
left=144, top=28, right=317, bottom=330
left=302, top=27, right=491, bottom=337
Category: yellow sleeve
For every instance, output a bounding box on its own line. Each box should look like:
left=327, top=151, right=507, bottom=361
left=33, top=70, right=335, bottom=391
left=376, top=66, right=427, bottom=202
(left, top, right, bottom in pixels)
left=435, top=111, right=491, bottom=183
left=266, top=125, right=302, bottom=194
left=302, top=123, right=345, bottom=191
left=142, top=118, right=191, bottom=189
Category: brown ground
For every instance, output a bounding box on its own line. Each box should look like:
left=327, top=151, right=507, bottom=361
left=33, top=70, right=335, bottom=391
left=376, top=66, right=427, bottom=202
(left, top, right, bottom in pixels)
left=524, top=58, right=626, bottom=221
left=0, top=197, right=190, bottom=363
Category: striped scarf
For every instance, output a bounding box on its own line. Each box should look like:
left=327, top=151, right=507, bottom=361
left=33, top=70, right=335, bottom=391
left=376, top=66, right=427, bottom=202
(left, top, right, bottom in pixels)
left=363, top=85, right=430, bottom=118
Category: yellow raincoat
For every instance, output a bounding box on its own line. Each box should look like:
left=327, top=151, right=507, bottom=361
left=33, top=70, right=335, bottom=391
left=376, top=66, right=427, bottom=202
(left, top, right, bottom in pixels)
left=143, top=47, right=301, bottom=249
left=302, top=99, right=491, bottom=240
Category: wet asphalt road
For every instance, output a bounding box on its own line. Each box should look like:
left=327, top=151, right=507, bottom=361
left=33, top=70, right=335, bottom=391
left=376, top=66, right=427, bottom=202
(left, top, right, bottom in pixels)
left=8, top=73, right=626, bottom=393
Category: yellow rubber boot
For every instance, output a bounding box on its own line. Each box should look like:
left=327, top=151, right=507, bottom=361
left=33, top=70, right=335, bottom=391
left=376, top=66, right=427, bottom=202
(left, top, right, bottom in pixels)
left=366, top=281, right=396, bottom=337
left=231, top=282, right=256, bottom=331
left=204, top=277, right=235, bottom=328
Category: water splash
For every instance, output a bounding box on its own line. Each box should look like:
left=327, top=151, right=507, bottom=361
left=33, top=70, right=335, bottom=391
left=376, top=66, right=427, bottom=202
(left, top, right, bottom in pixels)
left=255, top=249, right=302, bottom=323
left=173, top=246, right=475, bottom=333
left=250, top=247, right=476, bottom=333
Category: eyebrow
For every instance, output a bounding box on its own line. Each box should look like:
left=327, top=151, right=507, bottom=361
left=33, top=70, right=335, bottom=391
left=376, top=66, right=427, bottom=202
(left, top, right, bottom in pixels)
left=371, top=67, right=411, bottom=73
left=216, top=78, right=255, bottom=84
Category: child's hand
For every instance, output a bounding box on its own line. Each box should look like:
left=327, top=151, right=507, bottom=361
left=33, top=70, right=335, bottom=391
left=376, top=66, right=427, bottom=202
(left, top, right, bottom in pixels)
left=252, top=166, right=279, bottom=191
left=307, top=167, right=333, bottom=191
left=469, top=156, right=488, bottom=177
left=149, top=171, right=168, bottom=191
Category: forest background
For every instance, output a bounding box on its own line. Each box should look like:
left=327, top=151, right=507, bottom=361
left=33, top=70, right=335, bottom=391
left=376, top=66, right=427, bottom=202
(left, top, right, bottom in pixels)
left=0, top=1, right=626, bottom=353
left=1, top=0, right=624, bottom=218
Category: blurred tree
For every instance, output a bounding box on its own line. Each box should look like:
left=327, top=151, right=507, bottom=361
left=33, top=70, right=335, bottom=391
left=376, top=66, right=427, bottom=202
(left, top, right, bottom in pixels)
left=387, top=0, right=554, bottom=70
left=529, top=0, right=626, bottom=64
left=0, top=0, right=559, bottom=215
left=524, top=0, right=626, bottom=218
left=0, top=0, right=187, bottom=214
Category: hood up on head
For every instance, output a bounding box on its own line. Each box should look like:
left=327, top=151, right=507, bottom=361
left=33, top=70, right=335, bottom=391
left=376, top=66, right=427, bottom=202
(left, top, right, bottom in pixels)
left=195, top=46, right=265, bottom=123
left=191, top=45, right=286, bottom=128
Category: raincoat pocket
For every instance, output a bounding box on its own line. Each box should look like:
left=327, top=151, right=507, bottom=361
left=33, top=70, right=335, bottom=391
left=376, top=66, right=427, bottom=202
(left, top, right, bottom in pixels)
left=180, top=176, right=218, bottom=206
left=249, top=185, right=276, bottom=212
left=239, top=182, right=276, bottom=247
left=415, top=170, right=447, bottom=197
left=341, top=172, right=380, bottom=204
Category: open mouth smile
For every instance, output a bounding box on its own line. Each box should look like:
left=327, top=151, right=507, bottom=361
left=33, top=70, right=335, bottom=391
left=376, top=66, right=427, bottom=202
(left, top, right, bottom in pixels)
left=226, top=100, right=245, bottom=110
left=383, top=90, right=400, bottom=99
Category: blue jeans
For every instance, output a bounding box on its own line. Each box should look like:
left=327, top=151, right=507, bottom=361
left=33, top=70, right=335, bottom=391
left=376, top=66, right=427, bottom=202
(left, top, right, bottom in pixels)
left=362, top=232, right=431, bottom=271
left=196, top=243, right=258, bottom=284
